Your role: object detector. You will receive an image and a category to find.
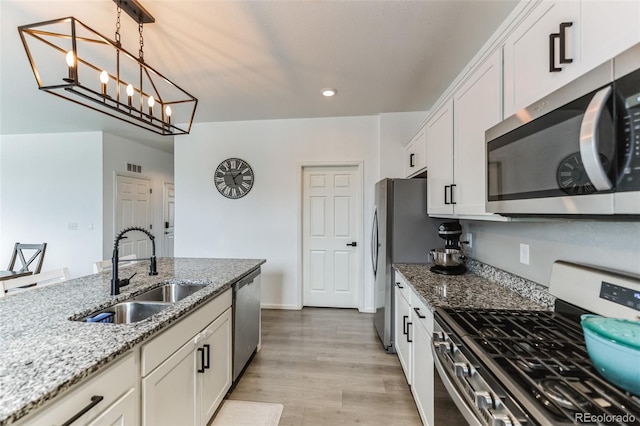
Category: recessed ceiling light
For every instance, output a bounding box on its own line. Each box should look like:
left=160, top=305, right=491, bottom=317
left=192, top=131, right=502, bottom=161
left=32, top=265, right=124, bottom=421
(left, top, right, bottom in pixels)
left=321, top=88, right=337, bottom=97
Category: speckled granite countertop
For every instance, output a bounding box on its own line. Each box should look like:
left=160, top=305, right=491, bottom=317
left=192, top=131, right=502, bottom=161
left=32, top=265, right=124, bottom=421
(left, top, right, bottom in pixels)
left=394, top=260, right=555, bottom=312
left=0, top=257, right=265, bottom=425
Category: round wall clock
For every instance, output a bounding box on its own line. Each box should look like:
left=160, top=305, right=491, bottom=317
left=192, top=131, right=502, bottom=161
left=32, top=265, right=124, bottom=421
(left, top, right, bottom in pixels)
left=214, top=158, right=254, bottom=199
left=556, top=152, right=608, bottom=195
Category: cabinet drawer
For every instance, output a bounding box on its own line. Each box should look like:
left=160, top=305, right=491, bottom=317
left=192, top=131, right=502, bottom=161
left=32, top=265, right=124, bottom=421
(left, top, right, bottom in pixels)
left=394, top=272, right=411, bottom=305
left=18, top=351, right=137, bottom=426
left=411, top=292, right=433, bottom=335
left=142, top=289, right=232, bottom=376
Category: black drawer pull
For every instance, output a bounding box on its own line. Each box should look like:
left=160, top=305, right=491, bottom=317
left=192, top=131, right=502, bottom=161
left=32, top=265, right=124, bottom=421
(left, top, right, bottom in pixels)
left=403, top=315, right=409, bottom=335
left=559, top=22, right=573, bottom=64
left=413, top=307, right=426, bottom=319
left=197, top=347, right=206, bottom=373
left=396, top=282, right=404, bottom=289
left=204, top=344, right=211, bottom=369
left=410, top=153, right=415, bottom=168
left=407, top=322, right=413, bottom=343
left=549, top=32, right=561, bottom=72
left=444, top=185, right=450, bottom=205
left=61, top=395, right=104, bottom=426
left=450, top=184, right=457, bottom=205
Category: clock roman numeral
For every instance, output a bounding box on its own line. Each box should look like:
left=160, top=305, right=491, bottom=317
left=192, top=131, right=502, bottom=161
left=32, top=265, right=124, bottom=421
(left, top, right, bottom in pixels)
left=230, top=159, right=236, bottom=169
left=214, top=177, right=224, bottom=183
left=224, top=186, right=231, bottom=196
left=243, top=175, right=253, bottom=181
left=242, top=182, right=250, bottom=189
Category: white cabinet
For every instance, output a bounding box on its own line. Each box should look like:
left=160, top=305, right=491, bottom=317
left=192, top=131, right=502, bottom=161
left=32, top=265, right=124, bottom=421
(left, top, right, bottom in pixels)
left=394, top=274, right=412, bottom=384
left=404, top=125, right=427, bottom=178
left=426, top=99, right=454, bottom=216
left=141, top=289, right=232, bottom=426
left=504, top=0, right=640, bottom=117
left=411, top=296, right=434, bottom=426
left=426, top=50, right=501, bottom=217
left=17, top=352, right=138, bottom=426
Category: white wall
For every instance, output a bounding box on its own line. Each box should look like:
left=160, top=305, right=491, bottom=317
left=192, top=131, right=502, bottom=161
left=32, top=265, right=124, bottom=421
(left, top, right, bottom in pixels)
left=463, top=219, right=640, bottom=286
left=0, top=132, right=103, bottom=277
left=378, top=112, right=427, bottom=179
left=102, top=133, right=174, bottom=259
left=175, top=116, right=379, bottom=310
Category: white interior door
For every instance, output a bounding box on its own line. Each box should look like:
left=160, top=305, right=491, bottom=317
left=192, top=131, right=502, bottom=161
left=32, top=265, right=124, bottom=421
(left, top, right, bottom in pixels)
left=116, top=175, right=153, bottom=258
left=302, top=165, right=361, bottom=308
left=163, top=182, right=175, bottom=257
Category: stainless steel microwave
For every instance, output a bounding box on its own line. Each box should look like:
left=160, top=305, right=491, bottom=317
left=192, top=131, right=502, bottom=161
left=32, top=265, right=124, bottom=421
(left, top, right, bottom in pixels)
left=486, top=45, right=640, bottom=216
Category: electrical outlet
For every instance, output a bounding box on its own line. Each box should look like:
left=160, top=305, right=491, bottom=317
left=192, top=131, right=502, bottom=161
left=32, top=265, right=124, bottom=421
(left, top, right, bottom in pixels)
left=68, top=222, right=78, bottom=231
left=465, top=233, right=473, bottom=249
left=519, top=243, right=530, bottom=265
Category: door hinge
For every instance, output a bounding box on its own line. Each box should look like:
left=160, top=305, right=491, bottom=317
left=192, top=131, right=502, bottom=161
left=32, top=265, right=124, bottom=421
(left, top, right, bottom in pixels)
left=149, top=188, right=153, bottom=194
left=149, top=224, right=153, bottom=230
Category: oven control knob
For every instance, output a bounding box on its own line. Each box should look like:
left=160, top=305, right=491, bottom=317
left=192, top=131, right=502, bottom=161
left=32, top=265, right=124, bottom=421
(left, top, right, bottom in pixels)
left=432, top=331, right=444, bottom=342
left=490, top=413, right=513, bottom=426
left=474, top=391, right=493, bottom=409
left=453, top=362, right=469, bottom=377
left=437, top=341, right=451, bottom=354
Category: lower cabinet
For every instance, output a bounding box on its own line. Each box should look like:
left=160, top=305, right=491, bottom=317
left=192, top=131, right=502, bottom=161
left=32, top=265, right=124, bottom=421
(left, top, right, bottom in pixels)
left=411, top=298, right=435, bottom=426
left=16, top=351, right=139, bottom=426
left=141, top=289, right=233, bottom=426
left=394, top=276, right=412, bottom=385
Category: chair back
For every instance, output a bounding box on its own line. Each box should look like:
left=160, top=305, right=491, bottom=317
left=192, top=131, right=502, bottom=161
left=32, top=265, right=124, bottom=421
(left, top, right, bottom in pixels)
left=0, top=268, right=69, bottom=298
left=7, top=243, right=47, bottom=274
left=92, top=254, right=137, bottom=273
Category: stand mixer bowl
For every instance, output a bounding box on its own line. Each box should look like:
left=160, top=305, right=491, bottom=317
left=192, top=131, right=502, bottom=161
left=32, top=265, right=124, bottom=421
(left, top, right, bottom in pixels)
left=430, top=248, right=464, bottom=267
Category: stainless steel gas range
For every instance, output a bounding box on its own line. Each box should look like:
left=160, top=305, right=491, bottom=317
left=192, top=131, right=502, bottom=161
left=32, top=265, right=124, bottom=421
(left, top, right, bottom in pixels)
left=433, top=261, right=640, bottom=426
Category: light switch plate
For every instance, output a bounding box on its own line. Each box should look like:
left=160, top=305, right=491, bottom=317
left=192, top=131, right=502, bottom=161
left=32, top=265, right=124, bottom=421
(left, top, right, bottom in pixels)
left=519, top=243, right=530, bottom=265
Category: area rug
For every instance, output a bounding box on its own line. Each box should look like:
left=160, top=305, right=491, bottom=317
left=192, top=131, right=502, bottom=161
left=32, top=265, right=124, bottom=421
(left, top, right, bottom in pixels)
left=211, top=400, right=284, bottom=426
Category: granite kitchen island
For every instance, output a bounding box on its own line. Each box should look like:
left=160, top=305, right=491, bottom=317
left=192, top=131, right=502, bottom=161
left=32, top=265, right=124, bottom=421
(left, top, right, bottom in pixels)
left=0, top=257, right=265, bottom=425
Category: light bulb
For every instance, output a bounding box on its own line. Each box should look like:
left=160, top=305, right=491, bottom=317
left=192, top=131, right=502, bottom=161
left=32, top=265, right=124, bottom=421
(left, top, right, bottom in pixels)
left=165, top=105, right=172, bottom=117
left=321, top=88, right=337, bottom=97
left=100, top=70, right=109, bottom=84
left=65, top=51, right=75, bottom=67
left=147, top=96, right=155, bottom=118
left=126, top=84, right=134, bottom=107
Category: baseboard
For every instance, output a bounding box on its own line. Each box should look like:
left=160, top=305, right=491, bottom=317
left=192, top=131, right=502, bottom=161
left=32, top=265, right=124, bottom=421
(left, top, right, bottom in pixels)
left=260, top=304, right=302, bottom=310
left=359, top=307, right=375, bottom=313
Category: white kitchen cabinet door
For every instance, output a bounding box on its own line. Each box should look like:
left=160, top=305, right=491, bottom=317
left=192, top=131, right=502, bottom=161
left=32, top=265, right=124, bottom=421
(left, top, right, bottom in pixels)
left=142, top=340, right=197, bottom=426
left=404, top=126, right=427, bottom=178
left=394, top=283, right=412, bottom=384
left=426, top=99, right=454, bottom=215
left=503, top=1, right=580, bottom=117
left=87, top=388, right=138, bottom=426
left=453, top=50, right=502, bottom=216
left=198, top=308, right=232, bottom=425
left=580, top=1, right=640, bottom=72
left=412, top=318, right=434, bottom=426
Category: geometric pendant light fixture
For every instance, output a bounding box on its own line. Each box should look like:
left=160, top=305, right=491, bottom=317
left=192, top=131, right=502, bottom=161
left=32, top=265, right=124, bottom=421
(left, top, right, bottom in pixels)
left=17, top=0, right=198, bottom=136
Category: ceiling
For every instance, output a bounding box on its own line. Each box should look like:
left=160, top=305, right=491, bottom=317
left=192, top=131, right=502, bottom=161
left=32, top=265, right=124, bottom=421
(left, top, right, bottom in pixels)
left=0, top=0, right=518, bottom=152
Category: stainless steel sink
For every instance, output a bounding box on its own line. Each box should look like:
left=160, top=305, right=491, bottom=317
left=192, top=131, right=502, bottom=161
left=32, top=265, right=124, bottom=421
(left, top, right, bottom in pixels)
left=81, top=301, right=169, bottom=324
left=132, top=283, right=207, bottom=303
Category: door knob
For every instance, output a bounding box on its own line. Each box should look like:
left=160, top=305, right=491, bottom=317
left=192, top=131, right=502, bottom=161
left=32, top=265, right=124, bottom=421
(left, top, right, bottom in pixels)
left=346, top=242, right=357, bottom=247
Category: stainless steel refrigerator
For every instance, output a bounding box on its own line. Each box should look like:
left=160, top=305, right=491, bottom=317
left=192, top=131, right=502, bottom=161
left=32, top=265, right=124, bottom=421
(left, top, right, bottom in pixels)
left=372, top=178, right=440, bottom=353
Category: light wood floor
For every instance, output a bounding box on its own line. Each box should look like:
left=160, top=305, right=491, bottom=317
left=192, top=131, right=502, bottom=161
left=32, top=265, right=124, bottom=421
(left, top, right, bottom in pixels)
left=226, top=307, right=454, bottom=425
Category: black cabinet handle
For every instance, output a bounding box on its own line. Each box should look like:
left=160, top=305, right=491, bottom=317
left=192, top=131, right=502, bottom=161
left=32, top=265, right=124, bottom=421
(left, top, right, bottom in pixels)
left=346, top=242, right=357, bottom=247
left=559, top=22, right=573, bottom=64
left=549, top=32, right=561, bottom=72
left=403, top=315, right=408, bottom=335
left=451, top=184, right=457, bottom=205
left=61, top=395, right=104, bottom=426
left=444, top=185, right=450, bottom=205
left=410, top=153, right=415, bottom=168
left=407, top=322, right=413, bottom=343
left=396, top=282, right=404, bottom=289
left=413, top=307, right=426, bottom=319
left=197, top=347, right=206, bottom=373
left=203, top=344, right=211, bottom=369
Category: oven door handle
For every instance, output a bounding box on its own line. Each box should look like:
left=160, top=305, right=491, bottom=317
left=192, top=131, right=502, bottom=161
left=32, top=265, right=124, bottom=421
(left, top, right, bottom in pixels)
left=579, top=85, right=613, bottom=191
left=431, top=340, right=482, bottom=426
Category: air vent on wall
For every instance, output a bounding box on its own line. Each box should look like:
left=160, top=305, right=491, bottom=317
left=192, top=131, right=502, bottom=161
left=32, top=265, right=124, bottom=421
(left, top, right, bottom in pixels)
left=127, top=163, right=142, bottom=173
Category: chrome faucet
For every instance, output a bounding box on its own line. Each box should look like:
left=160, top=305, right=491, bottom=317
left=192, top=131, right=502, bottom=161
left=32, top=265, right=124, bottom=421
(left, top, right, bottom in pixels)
left=112, top=226, right=158, bottom=296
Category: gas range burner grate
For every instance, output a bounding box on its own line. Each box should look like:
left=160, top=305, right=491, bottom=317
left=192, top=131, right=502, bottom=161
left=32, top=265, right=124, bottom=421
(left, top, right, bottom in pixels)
left=443, top=308, right=640, bottom=425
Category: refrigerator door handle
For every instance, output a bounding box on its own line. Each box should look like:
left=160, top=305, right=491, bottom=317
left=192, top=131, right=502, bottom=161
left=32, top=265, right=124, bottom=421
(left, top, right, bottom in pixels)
left=371, top=207, right=379, bottom=277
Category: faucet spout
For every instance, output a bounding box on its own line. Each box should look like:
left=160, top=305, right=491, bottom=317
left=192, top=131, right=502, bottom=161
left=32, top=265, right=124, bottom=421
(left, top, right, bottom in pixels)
left=111, top=226, right=158, bottom=296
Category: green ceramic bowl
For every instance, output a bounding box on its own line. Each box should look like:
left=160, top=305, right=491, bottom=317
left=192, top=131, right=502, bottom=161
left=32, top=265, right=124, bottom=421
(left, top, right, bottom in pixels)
left=581, top=314, right=640, bottom=396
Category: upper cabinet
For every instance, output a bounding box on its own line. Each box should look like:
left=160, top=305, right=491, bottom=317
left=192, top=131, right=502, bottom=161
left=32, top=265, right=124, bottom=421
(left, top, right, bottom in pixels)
left=426, top=51, right=502, bottom=218
left=404, top=125, right=427, bottom=178
left=504, top=0, right=640, bottom=117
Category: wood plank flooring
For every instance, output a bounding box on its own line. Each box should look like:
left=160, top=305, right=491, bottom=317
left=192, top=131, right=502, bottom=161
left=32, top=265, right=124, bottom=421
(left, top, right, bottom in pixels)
left=225, top=308, right=436, bottom=425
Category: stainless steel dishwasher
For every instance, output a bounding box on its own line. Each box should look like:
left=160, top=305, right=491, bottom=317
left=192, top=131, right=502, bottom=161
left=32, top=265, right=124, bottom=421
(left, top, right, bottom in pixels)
left=232, top=268, right=261, bottom=382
